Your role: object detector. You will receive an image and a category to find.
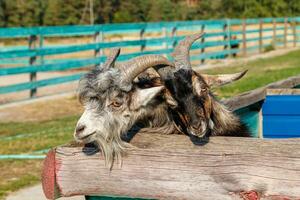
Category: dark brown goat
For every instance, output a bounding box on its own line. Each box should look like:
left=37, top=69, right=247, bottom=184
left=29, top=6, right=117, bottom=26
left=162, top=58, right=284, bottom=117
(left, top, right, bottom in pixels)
left=138, top=33, right=250, bottom=138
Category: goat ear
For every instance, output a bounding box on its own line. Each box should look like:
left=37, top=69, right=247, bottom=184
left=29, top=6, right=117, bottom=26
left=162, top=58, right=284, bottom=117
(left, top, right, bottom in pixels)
left=201, top=70, right=248, bottom=87
left=131, top=86, right=164, bottom=109
left=165, top=92, right=178, bottom=108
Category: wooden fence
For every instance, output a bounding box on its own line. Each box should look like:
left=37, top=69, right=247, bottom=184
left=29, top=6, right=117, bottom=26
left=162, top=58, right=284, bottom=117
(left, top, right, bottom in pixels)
left=0, top=17, right=300, bottom=100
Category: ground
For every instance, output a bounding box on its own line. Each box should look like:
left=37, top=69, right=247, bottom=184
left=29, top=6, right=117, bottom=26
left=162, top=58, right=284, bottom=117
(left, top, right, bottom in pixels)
left=1, top=48, right=300, bottom=199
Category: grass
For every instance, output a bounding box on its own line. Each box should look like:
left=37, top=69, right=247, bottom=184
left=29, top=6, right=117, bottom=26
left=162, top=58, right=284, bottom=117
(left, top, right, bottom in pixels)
left=202, top=49, right=300, bottom=98
left=1, top=48, right=300, bottom=199
left=0, top=115, right=79, bottom=200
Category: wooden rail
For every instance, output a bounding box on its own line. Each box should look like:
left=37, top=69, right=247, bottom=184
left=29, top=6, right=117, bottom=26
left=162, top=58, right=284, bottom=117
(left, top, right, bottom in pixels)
left=42, top=134, right=300, bottom=200
left=1, top=17, right=300, bottom=99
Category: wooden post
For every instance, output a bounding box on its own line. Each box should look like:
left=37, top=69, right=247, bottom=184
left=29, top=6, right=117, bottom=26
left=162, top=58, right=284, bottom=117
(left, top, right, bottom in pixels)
left=242, top=19, right=247, bottom=56
left=223, top=19, right=231, bottom=58
left=272, top=18, right=277, bottom=48
left=200, top=24, right=205, bottom=64
left=259, top=19, right=263, bottom=53
left=284, top=17, right=288, bottom=48
left=42, top=134, right=300, bottom=200
left=39, top=35, right=44, bottom=65
left=293, top=18, right=297, bottom=47
left=171, top=26, right=177, bottom=49
left=140, top=28, right=145, bottom=52
left=94, top=30, right=103, bottom=68
left=29, top=35, right=38, bottom=98
left=162, top=27, right=168, bottom=56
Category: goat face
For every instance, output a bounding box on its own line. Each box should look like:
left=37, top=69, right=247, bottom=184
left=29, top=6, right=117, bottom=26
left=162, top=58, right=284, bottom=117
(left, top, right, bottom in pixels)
left=163, top=69, right=211, bottom=137
left=75, top=74, right=163, bottom=145
left=74, top=48, right=172, bottom=167
left=160, top=32, right=247, bottom=138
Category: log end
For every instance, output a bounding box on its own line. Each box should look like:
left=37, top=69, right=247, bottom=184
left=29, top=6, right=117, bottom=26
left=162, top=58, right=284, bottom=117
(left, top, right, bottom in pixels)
left=42, top=149, right=60, bottom=200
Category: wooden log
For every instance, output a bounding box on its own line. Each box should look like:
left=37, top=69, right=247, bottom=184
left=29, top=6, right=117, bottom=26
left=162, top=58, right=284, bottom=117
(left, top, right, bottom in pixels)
left=42, top=134, right=300, bottom=200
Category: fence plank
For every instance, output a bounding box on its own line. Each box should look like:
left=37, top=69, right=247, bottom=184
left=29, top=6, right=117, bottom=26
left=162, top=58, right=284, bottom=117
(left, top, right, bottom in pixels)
left=0, top=73, right=83, bottom=94
left=1, top=17, right=300, bottom=98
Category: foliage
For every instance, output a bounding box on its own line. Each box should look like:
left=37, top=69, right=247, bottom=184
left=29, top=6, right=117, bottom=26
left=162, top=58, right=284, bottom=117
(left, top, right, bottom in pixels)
left=1, top=0, right=300, bottom=27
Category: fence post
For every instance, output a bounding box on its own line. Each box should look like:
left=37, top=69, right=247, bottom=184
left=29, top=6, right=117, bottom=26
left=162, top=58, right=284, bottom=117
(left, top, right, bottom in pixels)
left=292, top=18, right=297, bottom=47
left=284, top=17, right=288, bottom=48
left=259, top=19, right=263, bottom=53
left=273, top=18, right=277, bottom=48
left=171, top=26, right=177, bottom=46
left=223, top=19, right=231, bottom=58
left=94, top=30, right=103, bottom=68
left=162, top=27, right=168, bottom=56
left=29, top=35, right=38, bottom=98
left=140, top=28, right=145, bottom=52
left=171, top=26, right=177, bottom=57
left=200, top=24, right=206, bottom=64
left=242, top=19, right=247, bottom=56
left=40, top=35, right=44, bottom=65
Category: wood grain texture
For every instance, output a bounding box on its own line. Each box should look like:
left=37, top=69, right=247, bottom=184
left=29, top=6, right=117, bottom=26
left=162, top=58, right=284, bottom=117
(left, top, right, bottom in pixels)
left=266, top=88, right=300, bottom=95
left=43, top=134, right=300, bottom=200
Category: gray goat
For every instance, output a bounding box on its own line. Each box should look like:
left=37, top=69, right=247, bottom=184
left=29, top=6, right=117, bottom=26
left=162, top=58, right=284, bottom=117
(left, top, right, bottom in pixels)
left=74, top=50, right=174, bottom=167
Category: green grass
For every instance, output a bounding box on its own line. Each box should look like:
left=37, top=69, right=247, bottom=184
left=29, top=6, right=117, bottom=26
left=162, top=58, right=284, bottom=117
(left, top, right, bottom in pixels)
left=0, top=115, right=79, bottom=154
left=1, top=49, right=300, bottom=199
left=203, top=49, right=300, bottom=98
left=0, top=115, right=79, bottom=200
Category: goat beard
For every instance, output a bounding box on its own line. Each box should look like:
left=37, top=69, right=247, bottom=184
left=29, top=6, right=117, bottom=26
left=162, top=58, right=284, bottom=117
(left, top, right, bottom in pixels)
left=92, top=115, right=134, bottom=170
left=94, top=132, right=132, bottom=170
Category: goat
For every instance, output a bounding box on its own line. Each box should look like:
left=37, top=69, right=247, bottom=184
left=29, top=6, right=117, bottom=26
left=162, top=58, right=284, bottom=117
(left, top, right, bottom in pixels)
left=137, top=33, right=250, bottom=138
left=74, top=49, right=175, bottom=167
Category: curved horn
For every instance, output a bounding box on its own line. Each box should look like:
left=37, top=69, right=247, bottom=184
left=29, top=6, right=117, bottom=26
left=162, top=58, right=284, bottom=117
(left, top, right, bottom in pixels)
left=102, top=48, right=120, bottom=70
left=172, top=32, right=204, bottom=70
left=201, top=70, right=248, bottom=87
left=116, top=55, right=174, bottom=90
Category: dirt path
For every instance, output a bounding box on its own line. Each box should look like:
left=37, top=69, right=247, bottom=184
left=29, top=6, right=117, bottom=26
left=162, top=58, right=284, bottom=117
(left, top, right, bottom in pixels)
left=0, top=94, right=82, bottom=122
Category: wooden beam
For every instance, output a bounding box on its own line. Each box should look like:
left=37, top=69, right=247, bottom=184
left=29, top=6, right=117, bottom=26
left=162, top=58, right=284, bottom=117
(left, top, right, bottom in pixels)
left=223, top=75, right=300, bottom=111
left=42, top=134, right=300, bottom=200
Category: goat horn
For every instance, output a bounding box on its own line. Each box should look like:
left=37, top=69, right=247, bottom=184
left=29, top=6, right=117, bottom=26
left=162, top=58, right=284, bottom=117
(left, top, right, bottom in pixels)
left=116, top=55, right=174, bottom=90
left=102, top=48, right=121, bottom=70
left=172, top=32, right=204, bottom=70
left=200, top=70, right=248, bottom=87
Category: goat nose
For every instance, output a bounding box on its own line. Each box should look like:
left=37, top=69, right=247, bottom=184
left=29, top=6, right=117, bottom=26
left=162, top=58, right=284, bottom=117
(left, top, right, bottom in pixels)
left=76, top=124, right=86, bottom=135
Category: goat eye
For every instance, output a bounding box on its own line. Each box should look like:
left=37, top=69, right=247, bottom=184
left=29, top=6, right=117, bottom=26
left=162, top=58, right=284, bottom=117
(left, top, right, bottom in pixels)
left=90, top=96, right=99, bottom=101
left=201, top=88, right=207, bottom=92
left=111, top=101, right=122, bottom=107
